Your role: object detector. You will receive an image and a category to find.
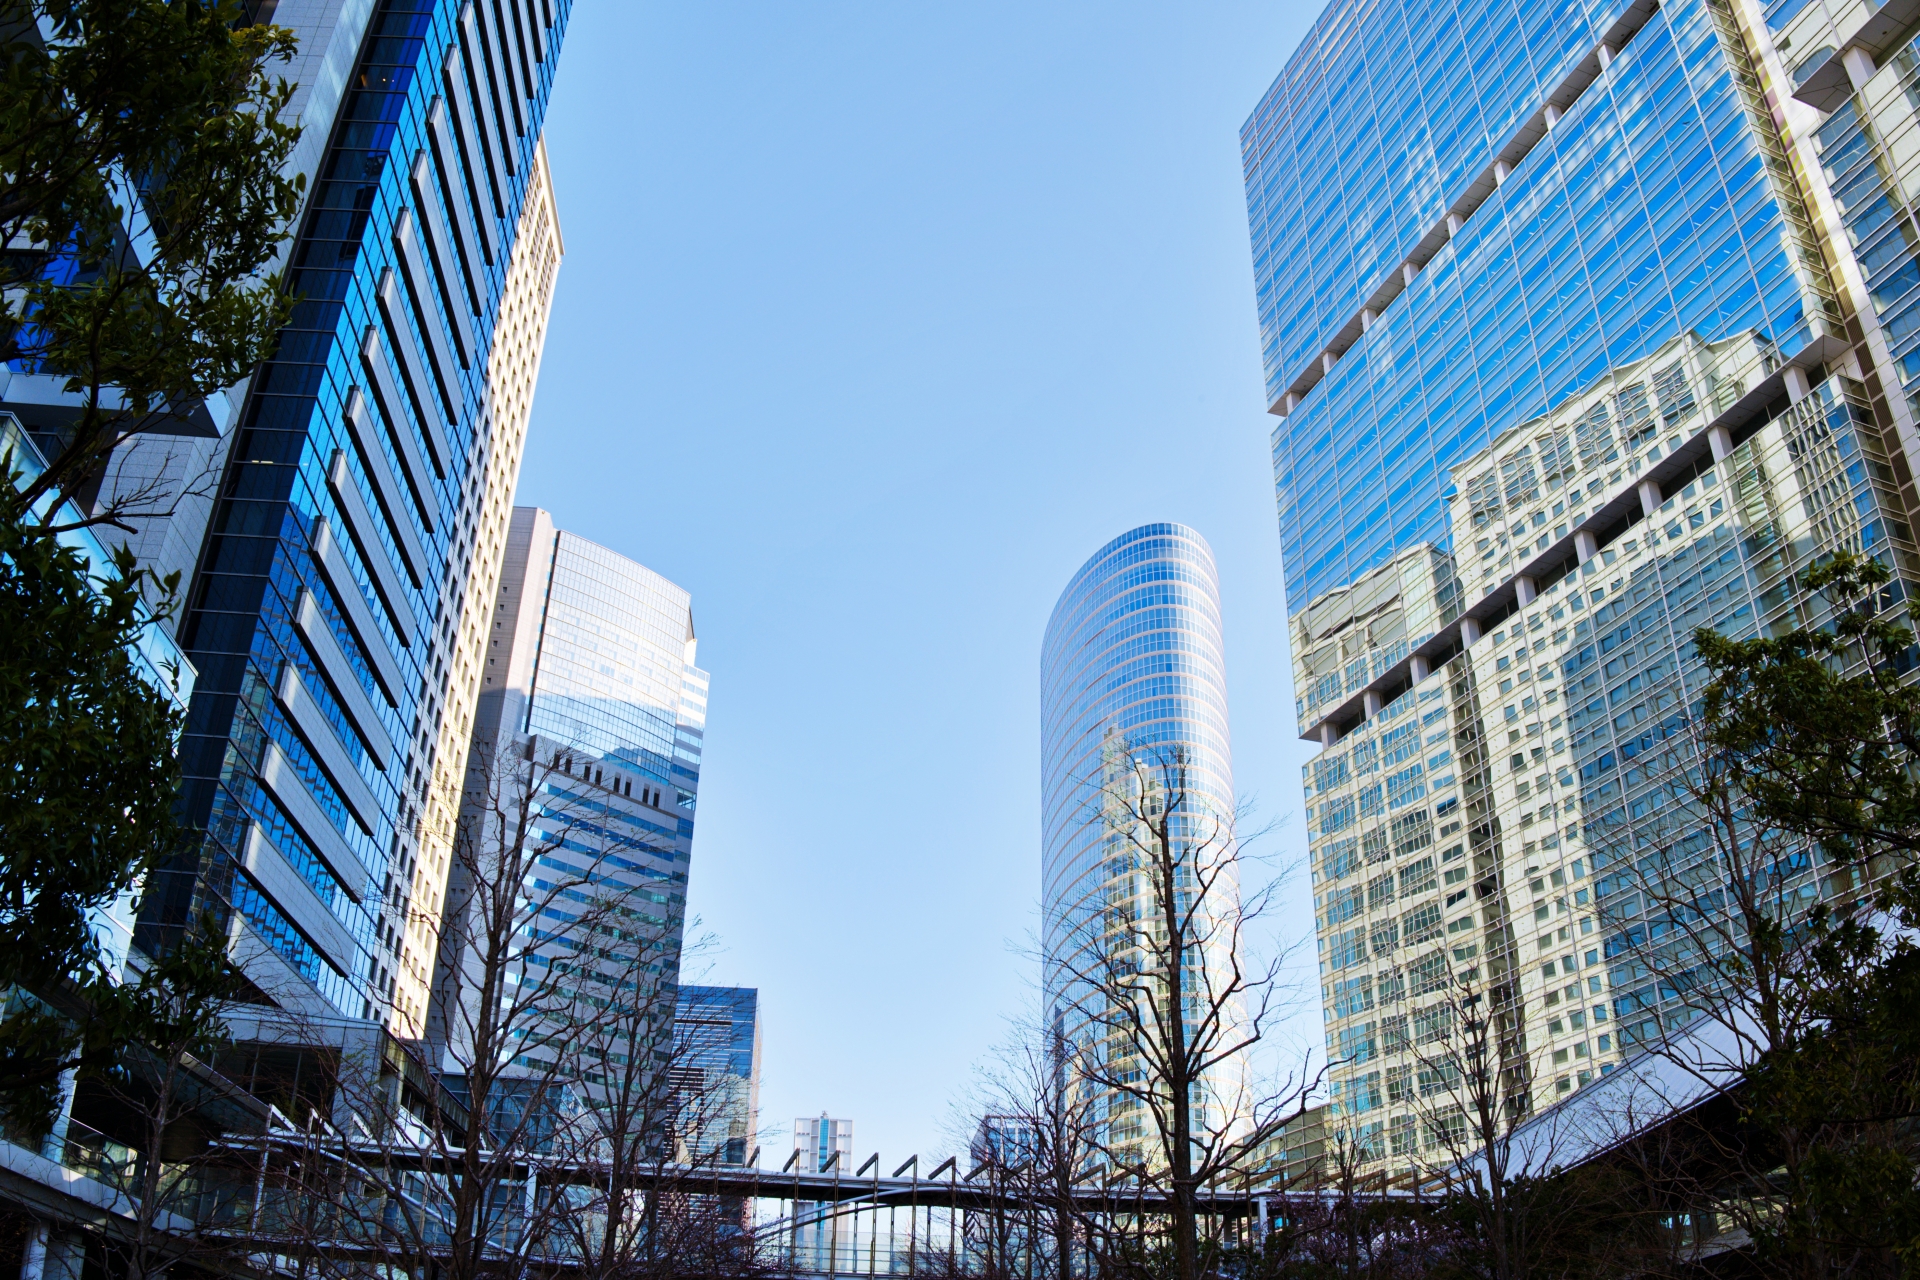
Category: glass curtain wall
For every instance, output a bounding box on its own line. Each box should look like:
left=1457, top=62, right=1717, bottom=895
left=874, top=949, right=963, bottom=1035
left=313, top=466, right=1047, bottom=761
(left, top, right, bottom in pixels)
left=1039, top=524, right=1243, bottom=1162
left=146, top=0, right=572, bottom=1024
left=1245, top=0, right=1920, bottom=1182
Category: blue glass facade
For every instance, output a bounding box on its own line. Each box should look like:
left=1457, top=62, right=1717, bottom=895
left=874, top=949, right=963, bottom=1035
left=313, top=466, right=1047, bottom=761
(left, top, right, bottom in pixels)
left=674, top=986, right=761, bottom=1166
left=143, top=0, right=572, bottom=1021
left=475, top=509, right=705, bottom=933
left=450, top=506, right=704, bottom=1088
left=1039, top=524, right=1237, bottom=1151
left=1246, top=0, right=1832, bottom=614
left=1246, top=0, right=1920, bottom=1175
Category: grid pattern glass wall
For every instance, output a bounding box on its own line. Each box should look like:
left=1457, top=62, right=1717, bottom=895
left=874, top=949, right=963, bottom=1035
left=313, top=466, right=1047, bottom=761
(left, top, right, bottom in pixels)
left=1039, top=524, right=1238, bottom=1154
left=395, top=147, right=563, bottom=1036
left=673, top=986, right=761, bottom=1166
left=1245, top=0, right=1833, bottom=618
left=514, top=524, right=705, bottom=963
left=1769, top=0, right=1920, bottom=419
left=1246, top=0, right=1920, bottom=1182
left=528, top=533, right=708, bottom=783
left=145, top=0, right=572, bottom=1023
left=458, top=510, right=706, bottom=1082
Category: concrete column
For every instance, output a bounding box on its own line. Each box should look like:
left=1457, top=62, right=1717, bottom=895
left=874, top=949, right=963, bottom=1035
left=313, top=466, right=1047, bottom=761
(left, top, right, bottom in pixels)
left=1708, top=423, right=1733, bottom=461
left=1460, top=617, right=1483, bottom=645
left=1447, top=212, right=1464, bottom=235
left=1319, top=721, right=1339, bottom=749
left=1783, top=365, right=1811, bottom=403
left=1544, top=103, right=1562, bottom=129
left=1284, top=391, right=1300, bottom=415
left=21, top=1224, right=48, bottom=1280
left=1364, top=689, right=1384, bottom=718
left=1844, top=45, right=1877, bottom=93
left=1403, top=262, right=1417, bottom=287
left=1638, top=479, right=1663, bottom=518
left=1597, top=42, right=1612, bottom=70
left=1409, top=654, right=1431, bottom=683
left=1361, top=308, right=1376, bottom=331
left=1322, top=351, right=1336, bottom=376
left=1575, top=529, right=1598, bottom=563
left=1494, top=159, right=1511, bottom=184
left=1515, top=575, right=1537, bottom=607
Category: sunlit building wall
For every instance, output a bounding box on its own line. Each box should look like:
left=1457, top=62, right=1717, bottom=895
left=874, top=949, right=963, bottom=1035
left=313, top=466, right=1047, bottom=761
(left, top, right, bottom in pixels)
left=445, top=506, right=707, bottom=1073
left=1039, top=524, right=1244, bottom=1162
left=1247, top=0, right=1920, bottom=1182
left=139, top=0, right=578, bottom=1032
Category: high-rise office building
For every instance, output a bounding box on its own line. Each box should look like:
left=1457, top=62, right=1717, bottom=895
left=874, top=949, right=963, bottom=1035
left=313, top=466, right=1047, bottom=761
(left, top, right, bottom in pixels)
left=793, top=1113, right=853, bottom=1173
left=1245, top=0, right=1920, bottom=1180
left=135, top=0, right=577, bottom=1036
left=444, top=507, right=704, bottom=1066
left=1039, top=524, right=1244, bottom=1160
left=3, top=1, right=402, bottom=610
left=673, top=986, right=762, bottom=1166
left=971, top=1115, right=1039, bottom=1167
left=47, top=1, right=437, bottom=616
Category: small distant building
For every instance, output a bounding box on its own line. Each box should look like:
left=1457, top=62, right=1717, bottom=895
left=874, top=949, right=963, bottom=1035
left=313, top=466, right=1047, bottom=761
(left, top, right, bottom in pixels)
left=793, top=1114, right=855, bottom=1271
left=673, top=986, right=761, bottom=1165
left=971, top=1115, right=1038, bottom=1169
left=794, top=1113, right=854, bottom=1175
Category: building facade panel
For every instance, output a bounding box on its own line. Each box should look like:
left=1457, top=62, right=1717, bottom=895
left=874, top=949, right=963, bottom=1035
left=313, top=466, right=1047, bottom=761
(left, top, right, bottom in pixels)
left=1250, top=0, right=1834, bottom=624
left=1039, top=524, right=1244, bottom=1158
left=449, top=507, right=704, bottom=1076
left=1250, top=0, right=1920, bottom=1182
left=674, top=986, right=762, bottom=1166
left=137, top=0, right=574, bottom=1030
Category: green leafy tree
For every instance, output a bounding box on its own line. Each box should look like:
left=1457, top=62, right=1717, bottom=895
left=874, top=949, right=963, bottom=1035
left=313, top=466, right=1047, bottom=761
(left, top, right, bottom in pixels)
left=0, top=0, right=303, bottom=1136
left=1689, top=551, right=1920, bottom=1277
left=1697, top=552, right=1920, bottom=875
left=0, top=509, right=234, bottom=1134
left=0, top=0, right=303, bottom=532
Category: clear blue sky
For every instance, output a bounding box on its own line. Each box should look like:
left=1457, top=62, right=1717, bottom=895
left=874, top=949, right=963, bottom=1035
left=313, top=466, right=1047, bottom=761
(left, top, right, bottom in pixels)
left=517, top=1, right=1322, bottom=1167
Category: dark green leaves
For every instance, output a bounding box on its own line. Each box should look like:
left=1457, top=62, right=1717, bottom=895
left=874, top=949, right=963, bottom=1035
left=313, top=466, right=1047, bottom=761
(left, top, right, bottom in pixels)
left=0, top=0, right=303, bottom=524
left=1697, top=551, right=1920, bottom=874
left=0, top=501, right=231, bottom=1133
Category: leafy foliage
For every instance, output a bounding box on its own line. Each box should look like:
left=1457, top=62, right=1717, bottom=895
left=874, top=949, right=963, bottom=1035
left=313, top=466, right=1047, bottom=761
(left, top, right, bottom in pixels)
left=1697, top=552, right=1920, bottom=873
left=0, top=0, right=302, bottom=528
left=0, top=503, right=230, bottom=1134
left=1692, top=551, right=1920, bottom=1277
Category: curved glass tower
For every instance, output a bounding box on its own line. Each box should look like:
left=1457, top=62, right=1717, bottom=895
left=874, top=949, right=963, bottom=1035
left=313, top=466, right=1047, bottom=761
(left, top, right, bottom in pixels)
left=1040, top=524, right=1239, bottom=1155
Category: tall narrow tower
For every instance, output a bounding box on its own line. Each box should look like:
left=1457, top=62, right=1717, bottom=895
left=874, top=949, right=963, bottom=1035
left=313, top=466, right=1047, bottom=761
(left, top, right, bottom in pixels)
left=440, top=506, right=707, bottom=1069
left=1040, top=523, right=1240, bottom=1161
left=138, top=0, right=577, bottom=1034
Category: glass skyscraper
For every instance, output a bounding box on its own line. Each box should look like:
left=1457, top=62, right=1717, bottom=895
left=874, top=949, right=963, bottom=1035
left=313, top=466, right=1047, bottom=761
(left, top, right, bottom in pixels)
left=792, top=1114, right=855, bottom=1271
left=448, top=506, right=706, bottom=1070
left=137, top=0, right=575, bottom=1034
left=1246, top=0, right=1920, bottom=1179
left=1039, top=524, right=1242, bottom=1159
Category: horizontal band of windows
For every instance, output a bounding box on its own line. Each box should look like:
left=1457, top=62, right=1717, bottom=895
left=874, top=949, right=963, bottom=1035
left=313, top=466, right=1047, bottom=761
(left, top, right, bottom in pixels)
left=1271, top=0, right=1662, bottom=419
left=1302, top=333, right=1845, bottom=746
